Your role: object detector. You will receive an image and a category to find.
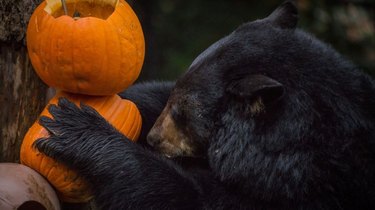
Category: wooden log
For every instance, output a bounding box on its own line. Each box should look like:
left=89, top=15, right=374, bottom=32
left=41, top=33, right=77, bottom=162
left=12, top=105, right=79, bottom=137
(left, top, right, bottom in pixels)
left=0, top=42, right=47, bottom=163
left=0, top=0, right=46, bottom=163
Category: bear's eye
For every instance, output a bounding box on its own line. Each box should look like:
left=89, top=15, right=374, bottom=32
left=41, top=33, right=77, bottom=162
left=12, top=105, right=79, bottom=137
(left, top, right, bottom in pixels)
left=170, top=105, right=181, bottom=120
left=171, top=105, right=187, bottom=125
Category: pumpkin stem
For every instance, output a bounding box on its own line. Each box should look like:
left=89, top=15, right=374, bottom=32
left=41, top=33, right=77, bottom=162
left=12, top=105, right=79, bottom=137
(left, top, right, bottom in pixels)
left=61, top=0, right=68, bottom=15
left=73, top=10, right=81, bottom=20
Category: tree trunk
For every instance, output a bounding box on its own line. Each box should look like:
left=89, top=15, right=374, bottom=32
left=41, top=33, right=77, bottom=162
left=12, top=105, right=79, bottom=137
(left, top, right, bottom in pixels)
left=0, top=0, right=46, bottom=162
left=0, top=42, right=47, bottom=163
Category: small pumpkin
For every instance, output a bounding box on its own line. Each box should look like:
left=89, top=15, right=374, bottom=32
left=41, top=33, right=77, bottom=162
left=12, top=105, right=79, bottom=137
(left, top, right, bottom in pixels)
left=20, top=91, right=142, bottom=202
left=26, top=0, right=145, bottom=95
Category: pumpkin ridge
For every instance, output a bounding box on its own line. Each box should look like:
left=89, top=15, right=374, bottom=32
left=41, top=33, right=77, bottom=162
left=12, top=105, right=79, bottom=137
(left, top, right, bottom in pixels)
left=132, top=104, right=142, bottom=139
left=45, top=162, right=59, bottom=187
left=101, top=21, right=109, bottom=91
left=111, top=3, right=137, bottom=79
left=55, top=170, right=79, bottom=190
left=117, top=100, right=132, bottom=138
left=71, top=20, right=77, bottom=92
left=86, top=18, right=100, bottom=91
left=134, top=109, right=142, bottom=139
left=37, top=131, right=49, bottom=176
left=97, top=96, right=110, bottom=110
left=39, top=150, right=48, bottom=178
left=127, top=102, right=137, bottom=139
left=125, top=101, right=138, bottom=139
left=102, top=95, right=119, bottom=121
left=107, top=18, right=134, bottom=84
left=132, top=102, right=142, bottom=139
left=32, top=5, right=44, bottom=75
left=65, top=20, right=75, bottom=86
left=54, top=18, right=71, bottom=87
left=32, top=127, right=44, bottom=171
left=108, top=22, right=125, bottom=92
left=75, top=19, right=90, bottom=93
left=103, top=20, right=118, bottom=93
left=125, top=0, right=145, bottom=77
left=43, top=158, right=52, bottom=179
left=87, top=95, right=107, bottom=111
left=40, top=14, right=55, bottom=85
left=47, top=16, right=60, bottom=81
left=119, top=1, right=137, bottom=49
left=32, top=11, right=45, bottom=77
left=116, top=2, right=139, bottom=68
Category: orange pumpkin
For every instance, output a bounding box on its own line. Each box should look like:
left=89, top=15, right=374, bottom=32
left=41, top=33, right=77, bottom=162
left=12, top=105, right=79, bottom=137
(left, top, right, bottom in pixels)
left=26, top=0, right=145, bottom=95
left=20, top=91, right=142, bottom=202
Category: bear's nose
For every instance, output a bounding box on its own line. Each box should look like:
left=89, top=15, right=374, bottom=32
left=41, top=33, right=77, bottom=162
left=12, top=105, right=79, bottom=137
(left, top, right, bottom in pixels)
left=147, top=129, right=161, bottom=147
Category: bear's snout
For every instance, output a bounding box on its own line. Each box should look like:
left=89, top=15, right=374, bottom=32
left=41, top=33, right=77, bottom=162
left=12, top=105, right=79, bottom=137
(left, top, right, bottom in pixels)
left=147, top=126, right=162, bottom=147
left=147, top=107, right=196, bottom=158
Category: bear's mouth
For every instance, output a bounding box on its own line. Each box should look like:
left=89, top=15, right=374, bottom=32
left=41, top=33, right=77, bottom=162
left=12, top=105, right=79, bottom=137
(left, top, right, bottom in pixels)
left=148, top=109, right=199, bottom=158
left=153, top=135, right=207, bottom=159
left=151, top=137, right=197, bottom=158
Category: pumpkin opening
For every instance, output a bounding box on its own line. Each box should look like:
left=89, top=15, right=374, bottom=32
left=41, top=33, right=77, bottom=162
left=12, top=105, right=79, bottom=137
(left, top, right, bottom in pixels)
left=45, top=0, right=118, bottom=20
left=18, top=201, right=47, bottom=210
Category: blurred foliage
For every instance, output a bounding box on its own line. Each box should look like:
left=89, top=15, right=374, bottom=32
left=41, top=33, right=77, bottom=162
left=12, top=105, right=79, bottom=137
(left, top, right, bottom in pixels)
left=127, top=0, right=374, bottom=81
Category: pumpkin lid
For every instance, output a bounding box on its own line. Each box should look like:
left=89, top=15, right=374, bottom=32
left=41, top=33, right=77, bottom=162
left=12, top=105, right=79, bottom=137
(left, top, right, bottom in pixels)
left=45, top=0, right=118, bottom=19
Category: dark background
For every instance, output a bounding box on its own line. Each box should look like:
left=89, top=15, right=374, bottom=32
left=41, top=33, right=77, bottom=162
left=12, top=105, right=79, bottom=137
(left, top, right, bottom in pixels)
left=126, top=0, right=374, bottom=81
left=0, top=1, right=373, bottom=208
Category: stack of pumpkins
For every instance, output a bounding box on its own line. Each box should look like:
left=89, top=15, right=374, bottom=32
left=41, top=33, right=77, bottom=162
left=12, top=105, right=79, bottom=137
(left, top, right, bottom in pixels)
left=20, top=0, right=145, bottom=203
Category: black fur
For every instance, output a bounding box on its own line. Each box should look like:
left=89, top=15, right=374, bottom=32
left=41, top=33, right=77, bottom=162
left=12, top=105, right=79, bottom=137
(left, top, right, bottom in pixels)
left=35, top=1, right=375, bottom=210
left=35, top=98, right=200, bottom=210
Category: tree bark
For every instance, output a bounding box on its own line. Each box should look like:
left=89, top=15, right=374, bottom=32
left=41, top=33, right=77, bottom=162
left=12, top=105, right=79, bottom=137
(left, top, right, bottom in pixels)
left=0, top=0, right=46, bottom=162
left=0, top=42, right=47, bottom=163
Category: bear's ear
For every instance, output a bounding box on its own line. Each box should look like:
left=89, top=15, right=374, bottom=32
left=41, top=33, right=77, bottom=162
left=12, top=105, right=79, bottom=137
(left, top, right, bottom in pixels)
left=265, top=1, right=298, bottom=29
left=227, top=74, right=284, bottom=103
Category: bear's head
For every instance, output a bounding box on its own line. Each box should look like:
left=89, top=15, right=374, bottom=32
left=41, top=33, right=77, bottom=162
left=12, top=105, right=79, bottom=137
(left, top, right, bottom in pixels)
left=148, top=1, right=375, bottom=205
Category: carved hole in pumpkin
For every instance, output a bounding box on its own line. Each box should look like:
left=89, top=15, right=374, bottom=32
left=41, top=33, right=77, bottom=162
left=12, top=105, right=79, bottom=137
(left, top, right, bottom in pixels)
left=18, top=200, right=47, bottom=210
left=47, top=0, right=117, bottom=20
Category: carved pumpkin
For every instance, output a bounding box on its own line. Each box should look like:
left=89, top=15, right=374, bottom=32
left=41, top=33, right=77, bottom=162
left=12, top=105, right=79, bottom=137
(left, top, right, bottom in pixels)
left=20, top=91, right=142, bottom=202
left=26, top=0, right=145, bottom=95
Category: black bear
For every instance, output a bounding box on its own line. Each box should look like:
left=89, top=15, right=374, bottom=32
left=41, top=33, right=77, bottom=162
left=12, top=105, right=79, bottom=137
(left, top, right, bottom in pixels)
left=35, top=1, right=375, bottom=210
